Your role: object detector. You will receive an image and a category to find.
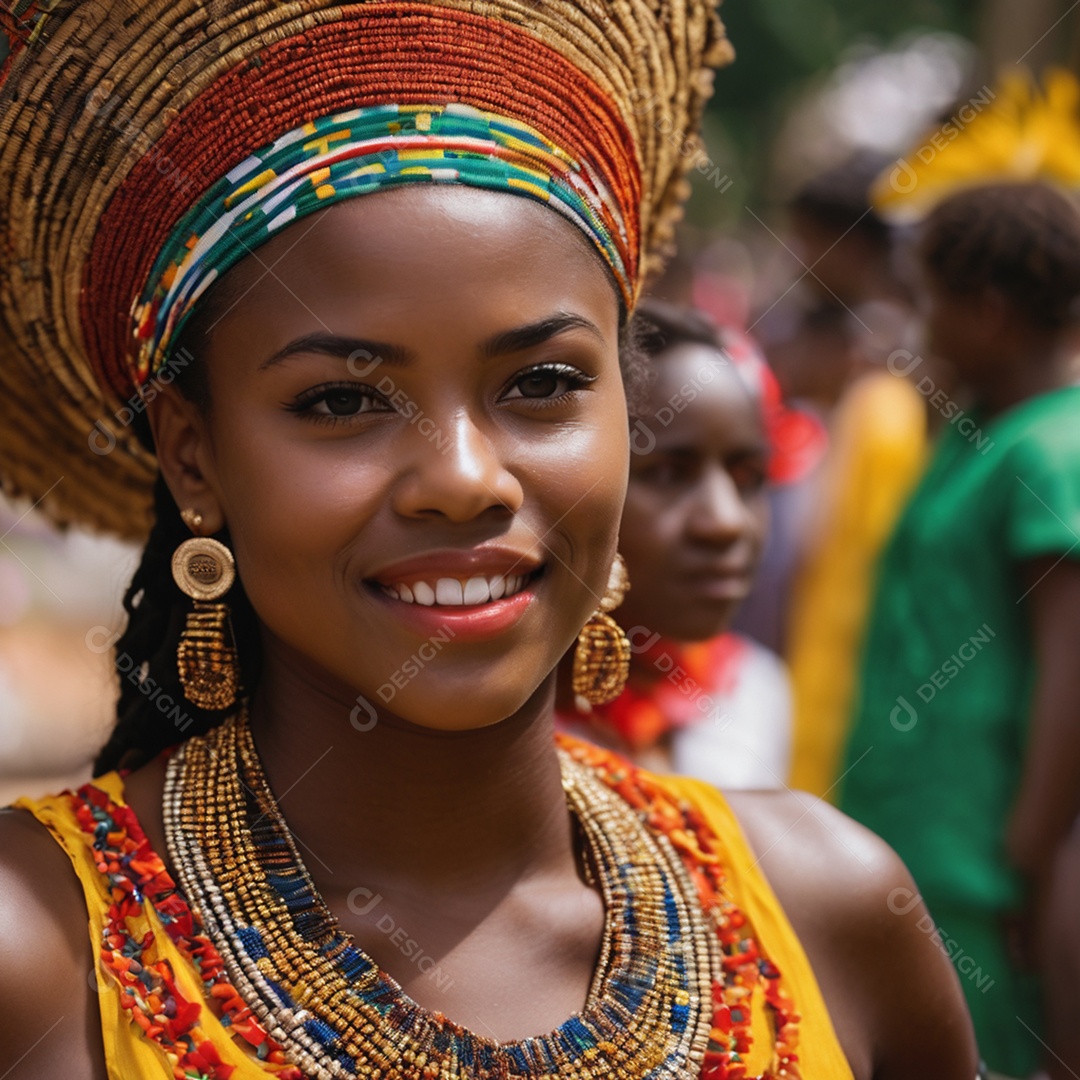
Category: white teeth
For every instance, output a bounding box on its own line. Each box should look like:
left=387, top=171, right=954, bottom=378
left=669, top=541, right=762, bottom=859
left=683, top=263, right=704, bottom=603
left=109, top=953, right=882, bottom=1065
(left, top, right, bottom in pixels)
left=463, top=576, right=490, bottom=605
left=383, top=571, right=536, bottom=606
left=412, top=581, right=436, bottom=606
left=436, top=578, right=464, bottom=605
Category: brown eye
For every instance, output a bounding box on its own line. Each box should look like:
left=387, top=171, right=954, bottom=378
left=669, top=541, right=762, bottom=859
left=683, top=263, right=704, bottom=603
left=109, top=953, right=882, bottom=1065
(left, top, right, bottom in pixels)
left=502, top=363, right=595, bottom=403
left=728, top=459, right=768, bottom=494
left=517, top=370, right=561, bottom=398
left=635, top=458, right=695, bottom=487
left=322, top=389, right=364, bottom=415
left=288, top=382, right=393, bottom=422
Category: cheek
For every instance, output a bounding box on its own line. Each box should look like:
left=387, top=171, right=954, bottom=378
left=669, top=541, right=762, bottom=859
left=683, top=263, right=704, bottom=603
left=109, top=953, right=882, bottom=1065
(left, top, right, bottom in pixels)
left=620, top=484, right=681, bottom=563
left=531, top=412, right=629, bottom=568
left=927, top=299, right=971, bottom=355
left=747, top=496, right=769, bottom=551
left=927, top=308, right=950, bottom=347
left=210, top=419, right=392, bottom=613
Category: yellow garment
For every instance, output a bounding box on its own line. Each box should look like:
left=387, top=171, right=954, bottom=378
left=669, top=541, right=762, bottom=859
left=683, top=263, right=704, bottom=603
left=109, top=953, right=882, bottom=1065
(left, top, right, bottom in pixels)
left=658, top=773, right=855, bottom=1077
left=787, top=372, right=927, bottom=798
left=20, top=769, right=853, bottom=1079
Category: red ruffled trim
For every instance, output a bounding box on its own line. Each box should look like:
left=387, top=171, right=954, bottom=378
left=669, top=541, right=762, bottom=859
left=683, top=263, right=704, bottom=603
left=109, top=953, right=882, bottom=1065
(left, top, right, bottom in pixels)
left=71, top=782, right=301, bottom=1078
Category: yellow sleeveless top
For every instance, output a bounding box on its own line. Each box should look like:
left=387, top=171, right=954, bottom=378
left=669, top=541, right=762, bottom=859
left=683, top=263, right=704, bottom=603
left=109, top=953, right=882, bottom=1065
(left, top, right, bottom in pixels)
left=18, top=764, right=853, bottom=1079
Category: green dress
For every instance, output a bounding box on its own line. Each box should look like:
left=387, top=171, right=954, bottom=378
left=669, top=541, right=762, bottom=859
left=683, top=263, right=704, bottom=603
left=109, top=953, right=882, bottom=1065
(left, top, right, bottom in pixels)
left=840, top=385, right=1080, bottom=1078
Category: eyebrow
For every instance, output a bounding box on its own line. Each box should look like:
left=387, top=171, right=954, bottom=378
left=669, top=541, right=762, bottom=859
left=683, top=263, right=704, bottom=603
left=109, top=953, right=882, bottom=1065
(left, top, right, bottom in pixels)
left=478, top=312, right=605, bottom=359
left=258, top=312, right=605, bottom=371
left=259, top=334, right=410, bottom=370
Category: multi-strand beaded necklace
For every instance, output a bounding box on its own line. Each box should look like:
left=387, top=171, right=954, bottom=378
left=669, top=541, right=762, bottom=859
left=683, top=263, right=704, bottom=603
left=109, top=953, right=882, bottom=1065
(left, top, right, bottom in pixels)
left=161, top=711, right=802, bottom=1079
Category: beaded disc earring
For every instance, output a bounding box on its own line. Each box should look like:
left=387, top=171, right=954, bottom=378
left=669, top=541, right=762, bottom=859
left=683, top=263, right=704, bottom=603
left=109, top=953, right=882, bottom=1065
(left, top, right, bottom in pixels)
left=172, top=512, right=239, bottom=711
left=573, top=553, right=632, bottom=711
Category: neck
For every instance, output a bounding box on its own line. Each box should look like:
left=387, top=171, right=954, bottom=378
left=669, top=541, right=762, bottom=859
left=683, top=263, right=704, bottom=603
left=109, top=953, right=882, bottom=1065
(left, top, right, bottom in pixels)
left=249, top=644, right=576, bottom=899
left=972, top=341, right=1071, bottom=417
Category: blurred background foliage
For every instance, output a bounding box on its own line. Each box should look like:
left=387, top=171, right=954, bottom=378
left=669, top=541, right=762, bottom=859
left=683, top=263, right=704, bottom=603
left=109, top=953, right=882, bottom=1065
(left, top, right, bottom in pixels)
left=690, top=0, right=1080, bottom=225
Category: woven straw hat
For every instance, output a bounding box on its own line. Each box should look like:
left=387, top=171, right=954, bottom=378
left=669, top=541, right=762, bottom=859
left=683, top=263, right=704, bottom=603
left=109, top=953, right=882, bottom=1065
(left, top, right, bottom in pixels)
left=0, top=0, right=732, bottom=539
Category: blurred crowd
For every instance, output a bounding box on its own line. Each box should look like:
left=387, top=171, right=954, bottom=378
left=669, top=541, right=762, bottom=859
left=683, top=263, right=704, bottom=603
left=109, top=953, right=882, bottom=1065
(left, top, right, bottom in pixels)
left=568, top=65, right=1080, bottom=1079
left=3, top=43, right=1080, bottom=1080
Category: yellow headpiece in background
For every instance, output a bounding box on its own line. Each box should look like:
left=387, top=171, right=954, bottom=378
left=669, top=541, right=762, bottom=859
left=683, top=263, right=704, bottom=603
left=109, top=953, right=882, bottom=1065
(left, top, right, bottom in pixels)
left=872, top=67, right=1080, bottom=223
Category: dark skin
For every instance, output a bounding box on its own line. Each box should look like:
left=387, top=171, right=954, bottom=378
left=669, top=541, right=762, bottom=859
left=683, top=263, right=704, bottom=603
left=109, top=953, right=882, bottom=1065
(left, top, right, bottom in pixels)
left=0, top=187, right=976, bottom=1078
left=617, top=343, right=770, bottom=646
left=1040, top=821, right=1080, bottom=1080
left=563, top=343, right=771, bottom=765
left=919, top=282, right=1071, bottom=415
left=924, top=275, right=1080, bottom=1073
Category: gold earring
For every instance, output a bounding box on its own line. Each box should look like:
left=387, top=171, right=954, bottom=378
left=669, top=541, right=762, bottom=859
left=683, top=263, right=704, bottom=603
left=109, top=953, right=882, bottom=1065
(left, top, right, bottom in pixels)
left=171, top=530, right=239, bottom=711
left=572, top=553, right=631, bottom=712
left=180, top=507, right=204, bottom=532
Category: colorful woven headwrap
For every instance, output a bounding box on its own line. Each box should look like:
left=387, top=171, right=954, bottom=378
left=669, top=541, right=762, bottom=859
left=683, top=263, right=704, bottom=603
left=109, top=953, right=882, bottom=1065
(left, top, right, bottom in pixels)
left=133, top=103, right=633, bottom=385
left=0, top=0, right=732, bottom=537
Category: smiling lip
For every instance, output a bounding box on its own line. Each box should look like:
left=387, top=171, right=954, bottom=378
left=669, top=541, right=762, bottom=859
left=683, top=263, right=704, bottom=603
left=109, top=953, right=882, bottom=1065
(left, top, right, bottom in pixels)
left=370, top=546, right=544, bottom=586
left=366, top=546, right=544, bottom=641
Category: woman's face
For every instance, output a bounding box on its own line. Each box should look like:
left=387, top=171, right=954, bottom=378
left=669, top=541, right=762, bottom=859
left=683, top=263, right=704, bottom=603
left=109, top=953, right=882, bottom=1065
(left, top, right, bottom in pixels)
left=919, top=272, right=1015, bottom=391
left=919, top=278, right=986, bottom=381
left=154, top=186, right=627, bottom=730
left=617, top=342, right=769, bottom=643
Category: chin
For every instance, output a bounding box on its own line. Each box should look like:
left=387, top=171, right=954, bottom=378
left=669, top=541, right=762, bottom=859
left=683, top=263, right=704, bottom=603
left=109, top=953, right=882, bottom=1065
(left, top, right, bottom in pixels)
left=375, top=674, right=551, bottom=733
left=402, top=713, right=511, bottom=734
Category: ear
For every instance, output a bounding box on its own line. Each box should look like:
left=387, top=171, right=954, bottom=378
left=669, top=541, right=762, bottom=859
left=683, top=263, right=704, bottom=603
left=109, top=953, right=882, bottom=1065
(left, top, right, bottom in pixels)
left=147, top=387, right=226, bottom=534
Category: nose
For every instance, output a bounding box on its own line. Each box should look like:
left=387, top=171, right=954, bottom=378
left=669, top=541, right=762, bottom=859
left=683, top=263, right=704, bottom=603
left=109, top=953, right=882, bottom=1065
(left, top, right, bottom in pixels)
left=685, top=465, right=750, bottom=546
left=390, top=407, right=524, bottom=522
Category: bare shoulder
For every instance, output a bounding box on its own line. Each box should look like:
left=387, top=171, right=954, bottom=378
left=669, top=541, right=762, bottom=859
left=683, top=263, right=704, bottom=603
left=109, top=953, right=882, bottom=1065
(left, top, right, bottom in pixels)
left=725, top=788, right=906, bottom=916
left=0, top=806, right=106, bottom=1079
left=724, top=789, right=979, bottom=1080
